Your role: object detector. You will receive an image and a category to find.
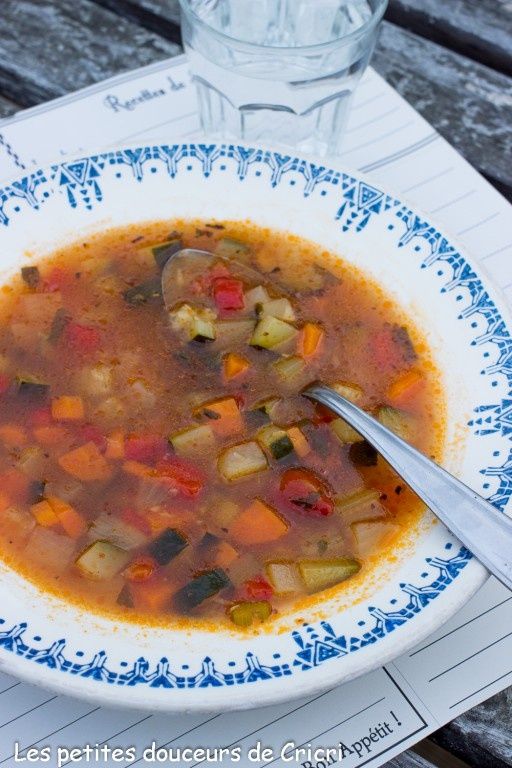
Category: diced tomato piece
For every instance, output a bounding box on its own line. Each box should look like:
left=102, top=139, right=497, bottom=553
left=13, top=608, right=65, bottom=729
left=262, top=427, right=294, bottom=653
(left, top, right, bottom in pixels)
left=123, top=556, right=157, bottom=583
left=313, top=404, right=336, bottom=424
left=120, top=508, right=152, bottom=536
left=30, top=406, right=53, bottom=428
left=280, top=468, right=333, bottom=518
left=155, top=456, right=204, bottom=497
left=244, top=577, right=273, bottom=601
left=0, top=374, right=10, bottom=396
left=65, top=322, right=101, bottom=353
left=42, top=267, right=72, bottom=293
left=212, top=277, right=245, bottom=313
left=80, top=424, right=107, bottom=453
left=130, top=577, right=175, bottom=612
left=371, top=325, right=415, bottom=372
left=0, top=468, right=29, bottom=503
left=125, top=434, right=167, bottom=465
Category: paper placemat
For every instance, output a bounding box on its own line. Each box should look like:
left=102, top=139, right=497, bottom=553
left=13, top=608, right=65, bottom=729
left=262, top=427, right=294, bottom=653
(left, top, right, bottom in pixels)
left=0, top=56, right=511, bottom=767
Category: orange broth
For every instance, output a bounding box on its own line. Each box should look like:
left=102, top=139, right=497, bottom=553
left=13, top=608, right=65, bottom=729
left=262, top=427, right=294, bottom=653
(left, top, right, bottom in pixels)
left=0, top=220, right=444, bottom=628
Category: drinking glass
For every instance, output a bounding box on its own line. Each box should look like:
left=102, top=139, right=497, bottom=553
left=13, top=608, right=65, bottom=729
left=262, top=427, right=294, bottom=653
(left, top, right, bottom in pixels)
left=179, top=0, right=388, bottom=157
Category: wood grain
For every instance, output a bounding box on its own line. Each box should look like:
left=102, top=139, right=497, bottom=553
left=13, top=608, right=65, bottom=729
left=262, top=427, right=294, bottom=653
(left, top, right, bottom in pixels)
left=386, top=0, right=512, bottom=76
left=0, top=96, right=17, bottom=119
left=430, top=688, right=512, bottom=768
left=385, top=751, right=443, bottom=768
left=91, top=0, right=181, bottom=44
left=0, top=0, right=180, bottom=106
left=373, top=22, right=512, bottom=199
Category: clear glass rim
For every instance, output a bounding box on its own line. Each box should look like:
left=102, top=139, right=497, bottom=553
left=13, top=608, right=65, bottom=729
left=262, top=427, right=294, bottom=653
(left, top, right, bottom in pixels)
left=178, top=0, right=389, bottom=55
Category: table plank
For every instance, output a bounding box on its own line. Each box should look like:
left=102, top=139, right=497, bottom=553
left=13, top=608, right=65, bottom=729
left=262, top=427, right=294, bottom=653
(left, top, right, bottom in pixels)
left=0, top=96, right=17, bottom=120
left=430, top=688, right=512, bottom=768
left=0, top=0, right=180, bottom=107
left=92, top=0, right=181, bottom=41
left=372, top=22, right=512, bottom=200
left=386, top=0, right=512, bottom=76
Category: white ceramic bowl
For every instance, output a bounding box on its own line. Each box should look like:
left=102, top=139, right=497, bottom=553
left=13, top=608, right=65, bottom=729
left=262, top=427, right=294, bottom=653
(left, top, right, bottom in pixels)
left=0, top=142, right=509, bottom=712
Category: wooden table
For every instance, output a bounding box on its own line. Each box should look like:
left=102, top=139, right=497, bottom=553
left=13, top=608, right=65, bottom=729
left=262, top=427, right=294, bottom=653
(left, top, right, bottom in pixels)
left=0, top=1, right=510, bottom=766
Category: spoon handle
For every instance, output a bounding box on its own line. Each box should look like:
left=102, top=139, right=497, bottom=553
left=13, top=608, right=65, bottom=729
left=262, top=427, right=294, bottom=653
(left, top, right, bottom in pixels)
left=306, top=385, right=512, bottom=592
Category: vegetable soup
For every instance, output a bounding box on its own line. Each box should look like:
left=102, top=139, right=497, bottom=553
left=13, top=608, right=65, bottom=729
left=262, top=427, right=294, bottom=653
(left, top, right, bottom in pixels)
left=0, top=221, right=443, bottom=628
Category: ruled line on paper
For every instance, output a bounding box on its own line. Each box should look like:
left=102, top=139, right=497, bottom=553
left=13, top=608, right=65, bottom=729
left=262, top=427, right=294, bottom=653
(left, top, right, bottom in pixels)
left=409, top=596, right=512, bottom=657
left=429, top=190, right=476, bottom=214
left=456, top=211, right=501, bottom=236
left=0, top=695, right=57, bottom=730
left=118, top=715, right=221, bottom=768
left=187, top=690, right=335, bottom=768
left=449, top=669, right=512, bottom=710
left=119, top=111, right=199, bottom=143
left=401, top=167, right=455, bottom=194
left=345, top=120, right=416, bottom=154
left=482, top=242, right=512, bottom=261
left=344, top=106, right=401, bottom=134
left=2, top=707, right=100, bottom=764
left=0, top=681, right=20, bottom=696
left=350, top=91, right=388, bottom=112
left=428, top=630, right=512, bottom=682
left=358, top=132, right=439, bottom=172
left=261, top=698, right=387, bottom=768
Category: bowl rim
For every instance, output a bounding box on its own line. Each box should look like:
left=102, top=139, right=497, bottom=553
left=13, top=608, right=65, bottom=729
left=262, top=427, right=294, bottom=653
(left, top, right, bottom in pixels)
left=0, top=139, right=507, bottom=712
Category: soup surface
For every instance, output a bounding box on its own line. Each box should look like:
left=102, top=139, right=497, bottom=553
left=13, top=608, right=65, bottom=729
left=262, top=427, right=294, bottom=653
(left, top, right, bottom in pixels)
left=0, top=221, right=443, bottom=628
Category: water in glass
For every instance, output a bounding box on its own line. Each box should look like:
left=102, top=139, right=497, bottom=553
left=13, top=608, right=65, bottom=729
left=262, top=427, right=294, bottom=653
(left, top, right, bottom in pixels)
left=180, top=0, right=387, bottom=156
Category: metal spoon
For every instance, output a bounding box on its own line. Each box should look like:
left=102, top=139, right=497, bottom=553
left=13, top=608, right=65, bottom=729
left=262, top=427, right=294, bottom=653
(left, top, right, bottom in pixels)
left=306, top=384, right=512, bottom=591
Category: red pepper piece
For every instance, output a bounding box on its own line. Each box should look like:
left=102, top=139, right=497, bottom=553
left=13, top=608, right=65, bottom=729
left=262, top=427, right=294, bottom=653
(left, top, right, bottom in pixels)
left=125, top=434, right=167, bottom=465
left=244, top=577, right=274, bottom=601
left=280, top=468, right=333, bottom=518
left=313, top=404, right=336, bottom=424
left=42, top=267, right=72, bottom=293
left=80, top=424, right=107, bottom=453
left=212, top=276, right=245, bottom=313
left=123, top=556, right=158, bottom=583
left=370, top=325, right=404, bottom=371
left=30, top=406, right=53, bottom=428
left=0, top=374, right=10, bottom=396
left=155, top=456, right=204, bottom=497
left=120, top=508, right=152, bottom=536
left=65, top=322, right=101, bottom=353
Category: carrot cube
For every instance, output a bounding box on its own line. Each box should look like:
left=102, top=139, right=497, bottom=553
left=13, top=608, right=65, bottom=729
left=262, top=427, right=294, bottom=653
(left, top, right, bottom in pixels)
left=0, top=424, right=27, bottom=448
left=51, top=395, right=85, bottom=421
left=230, top=499, right=289, bottom=545
left=201, top=397, right=243, bottom=437
left=58, top=441, right=111, bottom=481
left=131, top=579, right=176, bottom=612
left=223, top=353, right=250, bottom=381
left=387, top=369, right=424, bottom=407
left=215, top=540, right=238, bottom=568
left=0, top=492, right=11, bottom=514
left=105, top=428, right=125, bottom=459
left=122, top=460, right=154, bottom=478
left=287, top=426, right=310, bottom=458
left=47, top=496, right=87, bottom=538
left=300, top=323, right=324, bottom=357
left=31, top=500, right=58, bottom=527
left=33, top=425, right=68, bottom=445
